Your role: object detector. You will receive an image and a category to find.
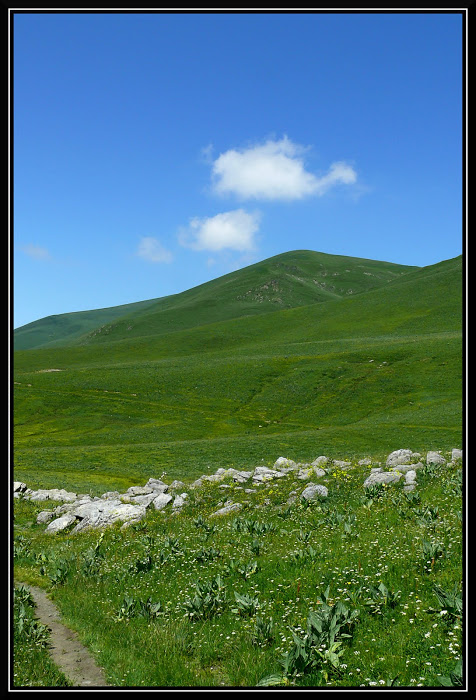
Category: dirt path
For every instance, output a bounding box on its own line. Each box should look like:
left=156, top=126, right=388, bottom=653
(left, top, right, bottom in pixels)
left=16, top=582, right=109, bottom=687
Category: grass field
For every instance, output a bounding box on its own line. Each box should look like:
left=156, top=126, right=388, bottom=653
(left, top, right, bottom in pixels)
left=12, top=249, right=464, bottom=687
left=13, top=251, right=462, bottom=494
left=13, top=455, right=463, bottom=688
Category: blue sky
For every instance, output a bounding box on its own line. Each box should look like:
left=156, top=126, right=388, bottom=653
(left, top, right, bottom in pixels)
left=13, top=11, right=464, bottom=329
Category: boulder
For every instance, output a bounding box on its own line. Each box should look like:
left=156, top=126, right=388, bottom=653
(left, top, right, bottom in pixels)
left=301, top=483, right=328, bottom=500
left=53, top=496, right=95, bottom=515
left=273, top=457, right=297, bottom=470
left=172, top=493, right=188, bottom=509
left=152, top=492, right=173, bottom=510
left=202, top=473, right=226, bottom=483
left=45, top=513, right=78, bottom=534
left=36, top=511, right=56, bottom=524
left=169, top=480, right=186, bottom=490
left=363, top=471, right=403, bottom=488
left=127, top=492, right=160, bottom=507
left=145, top=478, right=169, bottom=492
left=28, top=488, right=78, bottom=503
left=333, top=460, right=352, bottom=469
left=390, top=462, right=424, bottom=474
left=426, top=451, right=446, bottom=466
left=210, top=502, right=243, bottom=517
left=451, top=449, right=463, bottom=461
left=312, top=456, right=329, bottom=467
left=403, top=470, right=418, bottom=493
left=252, top=466, right=286, bottom=483
left=386, top=449, right=414, bottom=467
left=297, top=466, right=326, bottom=480
left=71, top=500, right=147, bottom=533
left=232, top=470, right=253, bottom=483
left=125, top=485, right=156, bottom=497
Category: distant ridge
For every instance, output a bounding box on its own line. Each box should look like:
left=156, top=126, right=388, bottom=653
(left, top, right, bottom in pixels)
left=14, top=250, right=418, bottom=350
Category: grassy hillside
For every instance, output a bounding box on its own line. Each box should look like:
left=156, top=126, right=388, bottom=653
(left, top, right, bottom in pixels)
left=13, top=253, right=462, bottom=495
left=14, top=250, right=417, bottom=351
left=14, top=453, right=463, bottom=688
left=13, top=298, right=158, bottom=351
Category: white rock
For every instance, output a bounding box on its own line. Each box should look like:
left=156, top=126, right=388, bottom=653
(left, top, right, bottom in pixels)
left=297, top=466, right=326, bottom=480
left=128, top=492, right=160, bottom=507
left=301, top=483, right=328, bottom=500
left=210, top=502, right=243, bottom=517
left=125, top=485, right=155, bottom=496
left=172, top=493, right=188, bottom=509
left=386, top=449, right=414, bottom=467
left=232, top=471, right=253, bottom=483
left=252, top=466, right=285, bottom=482
left=36, top=511, right=56, bottom=524
left=45, top=513, right=78, bottom=534
left=152, top=493, right=173, bottom=511
left=311, top=456, right=329, bottom=467
left=28, top=488, right=78, bottom=502
left=363, top=472, right=403, bottom=488
left=169, top=480, right=186, bottom=490
left=145, top=478, right=169, bottom=492
left=71, top=501, right=146, bottom=533
left=426, top=451, right=446, bottom=466
left=390, top=462, right=423, bottom=474
left=273, top=457, right=297, bottom=470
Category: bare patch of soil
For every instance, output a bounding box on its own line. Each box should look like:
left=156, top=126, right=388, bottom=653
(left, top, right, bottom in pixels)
left=17, top=583, right=109, bottom=687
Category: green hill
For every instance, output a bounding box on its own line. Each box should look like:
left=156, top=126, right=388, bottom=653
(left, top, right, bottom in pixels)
left=13, top=298, right=158, bottom=351
left=14, top=250, right=417, bottom=350
left=13, top=251, right=462, bottom=495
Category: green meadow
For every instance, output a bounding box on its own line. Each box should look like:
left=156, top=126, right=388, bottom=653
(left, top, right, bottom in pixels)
left=13, top=456, right=463, bottom=688
left=13, top=249, right=464, bottom=687
left=14, top=251, right=462, bottom=494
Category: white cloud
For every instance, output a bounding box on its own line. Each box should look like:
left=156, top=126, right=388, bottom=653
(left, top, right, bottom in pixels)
left=210, top=136, right=357, bottom=200
left=136, top=237, right=173, bottom=263
left=21, top=244, right=51, bottom=260
left=313, top=161, right=358, bottom=194
left=179, top=209, right=260, bottom=252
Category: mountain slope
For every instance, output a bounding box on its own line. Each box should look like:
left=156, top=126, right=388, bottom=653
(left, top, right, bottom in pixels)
left=13, top=298, right=158, bottom=351
left=14, top=250, right=418, bottom=350
left=13, top=253, right=462, bottom=493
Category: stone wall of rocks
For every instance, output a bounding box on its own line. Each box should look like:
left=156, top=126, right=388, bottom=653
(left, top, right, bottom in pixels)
left=13, top=448, right=462, bottom=535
